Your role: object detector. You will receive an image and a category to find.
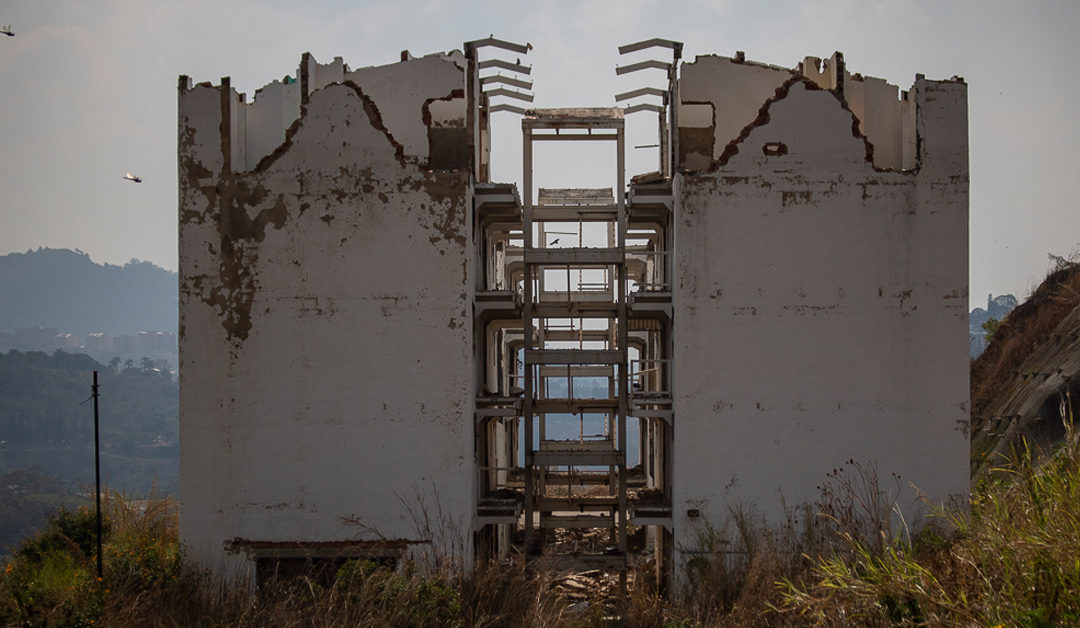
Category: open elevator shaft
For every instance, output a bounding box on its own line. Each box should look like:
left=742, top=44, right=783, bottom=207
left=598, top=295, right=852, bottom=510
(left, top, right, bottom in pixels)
left=470, top=38, right=680, bottom=587
left=520, top=108, right=630, bottom=569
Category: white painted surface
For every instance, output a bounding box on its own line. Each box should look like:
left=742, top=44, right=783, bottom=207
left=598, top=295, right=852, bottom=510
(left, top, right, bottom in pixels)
left=429, top=97, right=466, bottom=127
left=679, top=56, right=791, bottom=158
left=179, top=57, right=471, bottom=576
left=213, top=51, right=465, bottom=174
left=798, top=54, right=841, bottom=91
left=801, top=53, right=917, bottom=171
left=846, top=74, right=912, bottom=171
left=308, top=55, right=346, bottom=93
left=672, top=65, right=968, bottom=572
left=347, top=51, right=466, bottom=162
left=243, top=79, right=301, bottom=171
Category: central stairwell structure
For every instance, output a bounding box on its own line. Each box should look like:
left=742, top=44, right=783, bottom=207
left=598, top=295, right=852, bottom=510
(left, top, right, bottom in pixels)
left=521, top=108, right=630, bottom=571
left=471, top=38, right=677, bottom=583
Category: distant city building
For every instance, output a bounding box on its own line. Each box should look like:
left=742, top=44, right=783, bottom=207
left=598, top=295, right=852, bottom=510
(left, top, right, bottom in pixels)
left=84, top=332, right=112, bottom=354
left=12, top=327, right=60, bottom=352
left=138, top=330, right=178, bottom=354
left=55, top=333, right=79, bottom=350
left=970, top=293, right=1018, bottom=357
left=113, top=335, right=139, bottom=356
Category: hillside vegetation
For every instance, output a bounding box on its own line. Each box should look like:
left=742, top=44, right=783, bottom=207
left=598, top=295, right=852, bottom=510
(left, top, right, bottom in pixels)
left=972, top=262, right=1080, bottom=425
left=0, top=350, right=177, bottom=553
left=971, top=260, right=1080, bottom=475
left=0, top=350, right=177, bottom=491
left=2, top=413, right=1079, bottom=626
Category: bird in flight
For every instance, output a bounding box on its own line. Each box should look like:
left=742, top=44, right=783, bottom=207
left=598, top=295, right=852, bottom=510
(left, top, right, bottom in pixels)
left=549, top=238, right=559, bottom=246
left=0, top=25, right=14, bottom=37
left=123, top=173, right=143, bottom=183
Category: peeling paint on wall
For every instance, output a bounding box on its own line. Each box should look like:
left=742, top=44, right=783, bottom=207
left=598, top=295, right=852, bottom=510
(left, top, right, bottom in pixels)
left=179, top=45, right=968, bottom=582
left=672, top=53, right=968, bottom=566
left=179, top=50, right=473, bottom=576
left=679, top=52, right=944, bottom=172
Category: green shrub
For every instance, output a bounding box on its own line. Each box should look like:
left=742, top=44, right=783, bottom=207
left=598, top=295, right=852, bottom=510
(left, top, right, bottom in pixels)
left=16, top=506, right=101, bottom=565
left=4, top=439, right=1080, bottom=627
left=0, top=546, right=102, bottom=627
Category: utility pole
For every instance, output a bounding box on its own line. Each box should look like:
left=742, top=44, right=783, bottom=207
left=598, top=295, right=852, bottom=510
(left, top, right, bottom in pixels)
left=92, top=370, right=103, bottom=579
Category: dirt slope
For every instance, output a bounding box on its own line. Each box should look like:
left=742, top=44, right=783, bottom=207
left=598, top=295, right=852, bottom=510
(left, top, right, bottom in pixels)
left=970, top=263, right=1080, bottom=475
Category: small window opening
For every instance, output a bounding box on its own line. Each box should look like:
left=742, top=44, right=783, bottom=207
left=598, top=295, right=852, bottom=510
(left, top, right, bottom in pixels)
left=762, top=142, right=788, bottom=156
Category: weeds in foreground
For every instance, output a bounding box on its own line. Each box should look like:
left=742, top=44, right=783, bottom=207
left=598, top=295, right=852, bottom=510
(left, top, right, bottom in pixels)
left=780, top=415, right=1080, bottom=626
left=4, top=421, right=1080, bottom=626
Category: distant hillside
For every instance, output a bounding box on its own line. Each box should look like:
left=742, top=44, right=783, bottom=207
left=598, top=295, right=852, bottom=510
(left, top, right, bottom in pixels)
left=0, top=248, right=177, bottom=336
left=0, top=350, right=178, bottom=495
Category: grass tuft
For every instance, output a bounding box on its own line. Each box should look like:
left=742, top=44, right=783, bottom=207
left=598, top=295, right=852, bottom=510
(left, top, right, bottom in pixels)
left=3, top=418, right=1080, bottom=625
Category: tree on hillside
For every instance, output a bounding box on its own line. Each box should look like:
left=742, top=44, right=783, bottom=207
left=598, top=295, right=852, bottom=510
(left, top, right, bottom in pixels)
left=0, top=349, right=179, bottom=494
left=108, top=357, right=121, bottom=372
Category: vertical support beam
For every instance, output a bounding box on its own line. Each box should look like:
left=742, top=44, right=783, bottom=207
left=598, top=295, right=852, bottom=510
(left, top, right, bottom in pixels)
left=91, top=371, right=103, bottom=579
left=616, top=125, right=629, bottom=556
left=668, top=43, right=682, bottom=179
left=664, top=317, right=674, bottom=501
left=219, top=77, right=233, bottom=176
left=522, top=122, right=535, bottom=555
left=299, top=53, right=310, bottom=106
left=658, top=108, right=668, bottom=178
left=475, top=416, right=485, bottom=503
left=464, top=42, right=480, bottom=183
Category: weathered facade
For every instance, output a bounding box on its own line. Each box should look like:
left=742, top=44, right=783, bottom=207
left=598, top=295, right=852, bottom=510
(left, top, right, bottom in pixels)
left=178, top=51, right=473, bottom=576
left=672, top=54, right=969, bottom=559
left=179, top=40, right=968, bottom=584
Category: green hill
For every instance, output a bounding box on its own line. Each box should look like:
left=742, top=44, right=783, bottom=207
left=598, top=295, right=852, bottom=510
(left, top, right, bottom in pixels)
left=0, top=350, right=177, bottom=498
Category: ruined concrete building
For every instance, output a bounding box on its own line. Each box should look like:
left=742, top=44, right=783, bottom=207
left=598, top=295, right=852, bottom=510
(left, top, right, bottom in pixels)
left=178, top=38, right=969, bottom=583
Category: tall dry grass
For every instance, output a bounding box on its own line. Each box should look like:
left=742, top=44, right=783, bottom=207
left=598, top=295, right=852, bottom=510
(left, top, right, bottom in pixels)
left=780, top=403, right=1080, bottom=626
left=4, top=405, right=1080, bottom=626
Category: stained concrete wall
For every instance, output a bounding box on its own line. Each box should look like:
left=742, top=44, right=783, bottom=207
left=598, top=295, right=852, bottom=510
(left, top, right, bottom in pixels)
left=798, top=53, right=918, bottom=171
left=678, top=56, right=792, bottom=171
left=681, top=53, right=922, bottom=173
left=178, top=51, right=471, bottom=575
left=243, top=79, right=301, bottom=172
left=179, top=44, right=968, bottom=581
left=672, top=58, right=968, bottom=566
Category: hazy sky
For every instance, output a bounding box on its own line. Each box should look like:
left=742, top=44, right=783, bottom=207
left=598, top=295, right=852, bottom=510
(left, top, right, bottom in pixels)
left=1, top=1, right=1077, bottom=309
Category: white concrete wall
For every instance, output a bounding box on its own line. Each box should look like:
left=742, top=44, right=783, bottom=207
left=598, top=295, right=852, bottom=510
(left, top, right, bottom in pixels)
left=220, top=51, right=466, bottom=174
left=678, top=56, right=791, bottom=170
left=672, top=63, right=968, bottom=569
left=243, top=79, right=301, bottom=171
left=348, top=51, right=466, bottom=163
left=799, top=53, right=917, bottom=171
left=179, top=54, right=472, bottom=576
left=846, top=74, right=912, bottom=171
left=307, top=55, right=346, bottom=93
